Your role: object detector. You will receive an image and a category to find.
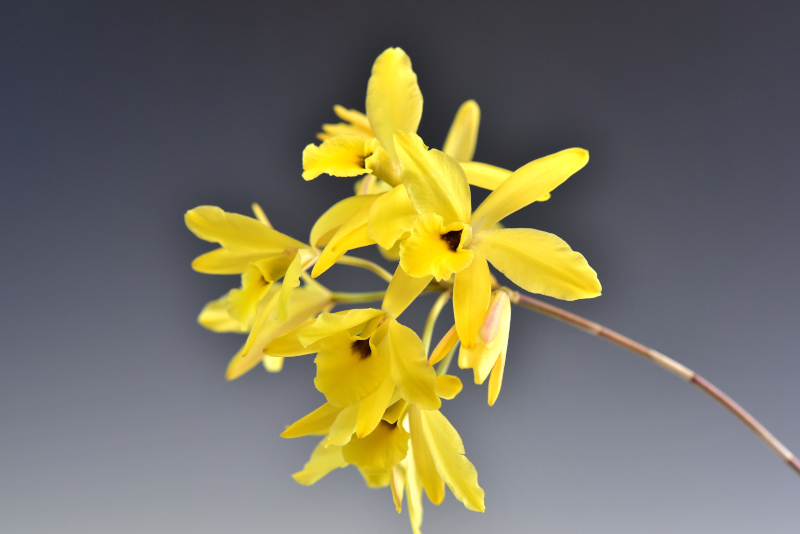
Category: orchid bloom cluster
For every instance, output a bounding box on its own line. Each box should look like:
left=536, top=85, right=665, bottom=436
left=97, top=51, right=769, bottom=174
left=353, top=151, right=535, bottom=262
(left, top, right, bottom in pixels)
left=186, top=48, right=601, bottom=533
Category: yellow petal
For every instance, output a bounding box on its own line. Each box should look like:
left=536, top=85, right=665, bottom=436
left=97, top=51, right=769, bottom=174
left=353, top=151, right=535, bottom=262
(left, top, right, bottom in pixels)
left=298, top=308, right=384, bottom=346
left=359, top=469, right=391, bottom=488
left=382, top=397, right=406, bottom=424
left=225, top=287, right=332, bottom=380
left=405, top=441, right=424, bottom=534
left=366, top=48, right=422, bottom=162
left=281, top=402, right=341, bottom=438
left=355, top=377, right=396, bottom=438
left=312, top=195, right=379, bottom=277
left=197, top=289, right=248, bottom=333
left=301, top=135, right=372, bottom=180
left=458, top=290, right=511, bottom=396
left=399, top=213, right=474, bottom=281
left=391, top=464, right=406, bottom=513
left=310, top=195, right=374, bottom=248
left=435, top=375, right=463, bottom=400
left=190, top=248, right=276, bottom=275
left=394, top=131, right=471, bottom=225
left=474, top=228, right=601, bottom=300
left=382, top=265, right=432, bottom=319
left=428, top=325, right=458, bottom=366
left=419, top=410, right=485, bottom=512
left=364, top=145, right=402, bottom=187
left=273, top=252, right=303, bottom=322
left=228, top=263, right=278, bottom=325
left=263, top=355, right=284, bottom=372
left=409, top=407, right=445, bottom=505
left=324, top=404, right=359, bottom=446
left=368, top=184, right=419, bottom=249
left=318, top=105, right=374, bottom=140
left=487, top=346, right=506, bottom=407
left=342, top=420, right=410, bottom=473
left=442, top=100, right=480, bottom=162
left=292, top=439, right=348, bottom=486
left=382, top=319, right=441, bottom=410
left=471, top=148, right=589, bottom=231
left=453, top=252, right=491, bottom=348
left=185, top=205, right=306, bottom=252
left=314, top=332, right=390, bottom=407
left=460, top=161, right=511, bottom=190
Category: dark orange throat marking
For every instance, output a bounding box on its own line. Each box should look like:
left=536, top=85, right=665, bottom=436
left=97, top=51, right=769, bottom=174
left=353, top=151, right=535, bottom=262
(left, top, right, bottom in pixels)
left=351, top=338, right=372, bottom=359
left=441, top=230, right=462, bottom=252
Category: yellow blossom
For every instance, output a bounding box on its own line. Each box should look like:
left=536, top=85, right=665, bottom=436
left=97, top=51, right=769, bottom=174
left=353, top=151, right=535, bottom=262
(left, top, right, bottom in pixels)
left=386, top=131, right=601, bottom=353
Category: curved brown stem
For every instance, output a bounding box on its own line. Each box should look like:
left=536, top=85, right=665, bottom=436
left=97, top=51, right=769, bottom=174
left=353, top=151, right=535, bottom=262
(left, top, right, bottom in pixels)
left=508, top=289, right=800, bottom=477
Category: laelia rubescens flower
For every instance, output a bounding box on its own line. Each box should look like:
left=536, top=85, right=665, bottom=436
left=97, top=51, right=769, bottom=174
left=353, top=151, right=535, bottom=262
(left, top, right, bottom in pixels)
left=285, top=373, right=482, bottom=534
left=262, top=308, right=440, bottom=439
left=301, top=47, right=485, bottom=275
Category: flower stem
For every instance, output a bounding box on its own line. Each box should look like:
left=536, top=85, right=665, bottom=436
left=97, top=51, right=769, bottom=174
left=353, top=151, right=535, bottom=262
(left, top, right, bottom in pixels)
left=337, top=255, right=394, bottom=283
left=507, top=289, right=800, bottom=477
left=422, top=289, right=453, bottom=357
left=329, top=290, right=387, bottom=304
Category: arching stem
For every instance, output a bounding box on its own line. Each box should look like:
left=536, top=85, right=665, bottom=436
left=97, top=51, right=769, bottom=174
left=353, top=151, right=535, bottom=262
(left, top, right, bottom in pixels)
left=507, top=289, right=800, bottom=477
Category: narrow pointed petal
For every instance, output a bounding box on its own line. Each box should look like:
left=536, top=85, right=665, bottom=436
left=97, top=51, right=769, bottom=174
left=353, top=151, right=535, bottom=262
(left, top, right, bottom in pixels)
left=281, top=403, right=341, bottom=438
left=395, top=131, right=471, bottom=225
left=324, top=404, right=359, bottom=446
left=298, top=308, right=384, bottom=346
left=364, top=145, right=402, bottom=187
left=263, top=322, right=318, bottom=357
left=453, top=252, right=491, bottom=348
left=302, top=135, right=371, bottom=180
left=225, top=288, right=332, bottom=380
left=312, top=195, right=379, bottom=277
left=191, top=248, right=278, bottom=275
left=460, top=161, right=511, bottom=190
left=185, top=205, right=306, bottom=251
left=382, top=265, right=432, bottom=319
left=474, top=228, right=601, bottom=300
left=487, top=347, right=506, bottom=406
left=368, top=184, right=419, bottom=249
left=198, top=290, right=248, bottom=333
left=273, top=252, right=303, bottom=322
left=419, top=410, right=485, bottom=512
left=405, top=441, right=424, bottom=534
left=292, top=439, right=348, bottom=486
left=391, top=464, right=406, bottom=513
left=355, top=377, right=396, bottom=438
left=442, top=100, right=480, bottom=162
left=383, top=320, right=441, bottom=410
left=428, top=325, right=458, bottom=366
left=435, top=375, right=463, bottom=400
left=409, top=407, right=446, bottom=505
left=366, top=48, right=422, bottom=162
left=310, top=195, right=374, bottom=248
left=318, top=105, right=374, bottom=140
left=471, top=148, right=589, bottom=231
left=399, top=213, right=473, bottom=281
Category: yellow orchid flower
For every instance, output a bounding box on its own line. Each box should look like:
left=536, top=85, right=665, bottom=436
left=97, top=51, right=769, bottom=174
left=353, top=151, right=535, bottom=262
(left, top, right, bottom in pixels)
left=284, top=374, right=483, bottom=534
left=458, top=289, right=512, bottom=405
left=302, top=47, right=484, bottom=276
left=386, top=131, right=601, bottom=352
left=186, top=204, right=319, bottom=324
left=262, top=308, right=440, bottom=438
left=224, top=284, right=334, bottom=380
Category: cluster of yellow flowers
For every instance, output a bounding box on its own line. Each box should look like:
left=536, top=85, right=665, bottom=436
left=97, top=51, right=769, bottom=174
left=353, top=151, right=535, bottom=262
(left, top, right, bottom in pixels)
left=186, top=48, right=601, bottom=533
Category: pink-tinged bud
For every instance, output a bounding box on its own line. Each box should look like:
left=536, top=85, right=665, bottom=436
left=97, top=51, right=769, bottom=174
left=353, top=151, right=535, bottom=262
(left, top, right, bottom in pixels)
left=478, top=290, right=511, bottom=345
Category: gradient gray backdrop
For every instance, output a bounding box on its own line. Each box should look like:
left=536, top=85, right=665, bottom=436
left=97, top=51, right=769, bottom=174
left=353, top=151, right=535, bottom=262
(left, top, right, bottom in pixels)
left=2, top=2, right=799, bottom=532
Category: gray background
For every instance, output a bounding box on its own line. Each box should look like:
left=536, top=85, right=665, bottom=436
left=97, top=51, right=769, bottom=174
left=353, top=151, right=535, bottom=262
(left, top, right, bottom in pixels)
left=2, top=1, right=799, bottom=532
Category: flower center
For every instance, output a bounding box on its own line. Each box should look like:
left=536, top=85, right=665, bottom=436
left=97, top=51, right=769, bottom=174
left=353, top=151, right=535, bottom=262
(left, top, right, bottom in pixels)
left=351, top=338, right=372, bottom=359
left=441, top=230, right=463, bottom=252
